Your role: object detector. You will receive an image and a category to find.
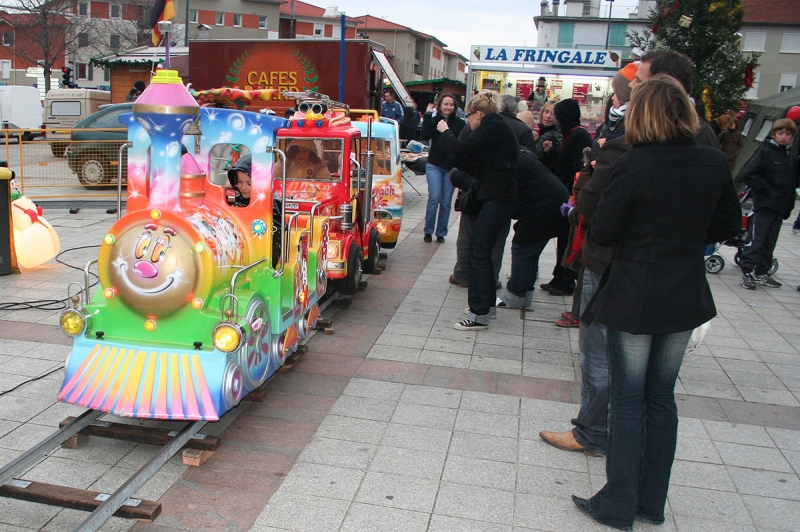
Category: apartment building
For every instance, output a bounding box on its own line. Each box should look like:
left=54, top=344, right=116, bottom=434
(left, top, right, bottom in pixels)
left=277, top=1, right=358, bottom=39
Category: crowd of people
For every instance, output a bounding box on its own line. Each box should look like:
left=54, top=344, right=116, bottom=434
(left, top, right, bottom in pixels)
left=384, top=49, right=798, bottom=530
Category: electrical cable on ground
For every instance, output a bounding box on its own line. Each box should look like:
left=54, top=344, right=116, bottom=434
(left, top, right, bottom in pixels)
left=0, top=364, right=64, bottom=397
left=0, top=244, right=100, bottom=311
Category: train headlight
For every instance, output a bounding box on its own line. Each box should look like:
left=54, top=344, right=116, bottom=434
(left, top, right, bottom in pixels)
left=376, top=222, right=387, bottom=234
left=213, top=323, right=243, bottom=352
left=60, top=309, right=86, bottom=336
left=327, top=242, right=339, bottom=259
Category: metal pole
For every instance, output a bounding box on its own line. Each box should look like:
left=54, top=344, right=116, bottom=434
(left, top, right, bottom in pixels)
left=339, top=13, right=345, bottom=102
left=184, top=0, right=190, bottom=47
left=290, top=0, right=295, bottom=38
left=604, top=0, right=614, bottom=49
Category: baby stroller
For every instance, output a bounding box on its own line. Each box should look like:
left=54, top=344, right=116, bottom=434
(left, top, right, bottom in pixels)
left=704, top=187, right=779, bottom=274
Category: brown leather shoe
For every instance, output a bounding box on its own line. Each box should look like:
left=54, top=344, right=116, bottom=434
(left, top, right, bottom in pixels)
left=539, top=430, right=599, bottom=457
left=449, top=274, right=468, bottom=287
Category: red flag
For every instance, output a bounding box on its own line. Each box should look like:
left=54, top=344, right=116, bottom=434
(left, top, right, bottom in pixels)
left=150, top=0, right=176, bottom=46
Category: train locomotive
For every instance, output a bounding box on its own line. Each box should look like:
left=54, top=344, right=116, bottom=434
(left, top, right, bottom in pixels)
left=57, top=70, right=331, bottom=421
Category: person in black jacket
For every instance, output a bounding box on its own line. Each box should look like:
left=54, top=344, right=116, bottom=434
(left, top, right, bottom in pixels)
left=542, top=98, right=591, bottom=297
left=420, top=93, right=466, bottom=243
left=738, top=118, right=798, bottom=289
left=572, top=75, right=740, bottom=531
left=437, top=90, right=519, bottom=330
left=498, top=148, right=568, bottom=308
left=499, top=95, right=536, bottom=152
left=534, top=100, right=561, bottom=172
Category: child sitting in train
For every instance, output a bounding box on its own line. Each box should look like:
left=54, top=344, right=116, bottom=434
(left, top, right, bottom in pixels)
left=274, top=139, right=332, bottom=179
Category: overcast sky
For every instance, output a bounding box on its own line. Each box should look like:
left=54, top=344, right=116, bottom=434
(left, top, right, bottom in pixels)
left=334, top=0, right=643, bottom=58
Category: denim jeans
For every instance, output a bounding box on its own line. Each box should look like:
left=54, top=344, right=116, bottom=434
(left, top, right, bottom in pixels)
left=424, top=163, right=455, bottom=238
left=468, top=201, right=515, bottom=321
left=587, top=327, right=692, bottom=529
left=453, top=213, right=509, bottom=285
left=499, top=239, right=549, bottom=308
left=571, top=268, right=609, bottom=455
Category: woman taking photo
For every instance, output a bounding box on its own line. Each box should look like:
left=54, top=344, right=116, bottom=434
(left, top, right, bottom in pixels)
left=573, top=74, right=740, bottom=530
left=420, top=93, right=466, bottom=243
left=437, top=90, right=519, bottom=330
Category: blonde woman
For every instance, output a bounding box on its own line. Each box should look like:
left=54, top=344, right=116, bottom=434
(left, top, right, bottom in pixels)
left=573, top=74, right=740, bottom=530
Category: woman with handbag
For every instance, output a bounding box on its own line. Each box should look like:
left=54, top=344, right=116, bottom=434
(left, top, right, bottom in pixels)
left=420, top=93, right=466, bottom=243
left=437, top=90, right=519, bottom=330
left=572, top=75, right=740, bottom=530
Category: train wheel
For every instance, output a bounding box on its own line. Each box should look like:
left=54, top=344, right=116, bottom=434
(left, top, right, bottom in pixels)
left=704, top=255, right=724, bottom=274
left=734, top=250, right=741, bottom=265
left=362, top=228, right=381, bottom=274
left=333, top=243, right=363, bottom=295
left=241, top=297, right=271, bottom=390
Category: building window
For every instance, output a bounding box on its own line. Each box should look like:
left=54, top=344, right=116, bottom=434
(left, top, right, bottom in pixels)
left=2, top=32, right=12, bottom=46
left=259, top=16, right=267, bottom=29
left=78, top=33, right=89, bottom=47
left=233, top=14, right=242, bottom=27
left=77, top=63, right=88, bottom=80
left=1, top=60, right=10, bottom=80
left=781, top=32, right=800, bottom=53
left=216, top=12, right=224, bottom=26
left=189, top=9, right=198, bottom=23
left=78, top=2, right=89, bottom=16
left=780, top=73, right=796, bottom=92
left=458, top=62, right=465, bottom=72
left=609, top=24, right=627, bottom=47
left=110, top=4, right=121, bottom=18
left=557, top=22, right=575, bottom=47
left=744, top=71, right=759, bottom=99
left=743, top=31, right=766, bottom=52
left=104, top=67, right=111, bottom=82
left=110, top=34, right=120, bottom=49
left=432, top=47, right=442, bottom=60
left=314, top=23, right=323, bottom=36
left=582, top=3, right=591, bottom=16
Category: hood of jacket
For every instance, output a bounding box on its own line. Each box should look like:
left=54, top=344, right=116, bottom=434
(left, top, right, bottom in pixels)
left=554, top=99, right=581, bottom=132
left=227, top=153, right=252, bottom=188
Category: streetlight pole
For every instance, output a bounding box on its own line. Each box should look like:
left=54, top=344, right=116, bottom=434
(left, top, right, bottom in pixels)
left=604, top=0, right=615, bottom=49
left=184, top=0, right=190, bottom=47
left=339, top=12, right=345, bottom=102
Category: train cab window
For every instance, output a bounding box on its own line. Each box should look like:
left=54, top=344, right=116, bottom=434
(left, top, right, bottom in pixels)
left=369, top=139, right=391, bottom=175
left=209, top=143, right=250, bottom=187
left=275, top=138, right=339, bottom=180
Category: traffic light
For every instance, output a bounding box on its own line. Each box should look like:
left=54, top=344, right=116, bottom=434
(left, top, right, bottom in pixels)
left=61, top=66, right=75, bottom=88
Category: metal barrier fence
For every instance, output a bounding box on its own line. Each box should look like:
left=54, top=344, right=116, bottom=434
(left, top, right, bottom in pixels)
left=2, top=129, right=128, bottom=200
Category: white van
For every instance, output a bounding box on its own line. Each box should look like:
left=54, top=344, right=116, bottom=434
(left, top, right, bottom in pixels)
left=43, top=88, right=110, bottom=157
left=0, top=86, right=44, bottom=141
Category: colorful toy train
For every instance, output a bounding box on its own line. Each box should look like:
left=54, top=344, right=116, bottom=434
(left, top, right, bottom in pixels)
left=57, top=71, right=401, bottom=421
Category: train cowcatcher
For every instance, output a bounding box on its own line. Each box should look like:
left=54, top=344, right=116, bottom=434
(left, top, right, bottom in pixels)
left=56, top=72, right=388, bottom=422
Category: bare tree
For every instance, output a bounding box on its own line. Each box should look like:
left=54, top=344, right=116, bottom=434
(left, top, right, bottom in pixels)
left=0, top=0, right=96, bottom=93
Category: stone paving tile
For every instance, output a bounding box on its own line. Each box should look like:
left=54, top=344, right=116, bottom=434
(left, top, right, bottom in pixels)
left=353, top=471, right=439, bottom=512
left=434, top=481, right=515, bottom=526
left=427, top=514, right=512, bottom=532
left=369, top=445, right=446, bottom=480
left=668, top=485, right=754, bottom=525
left=340, top=503, right=430, bottom=532
left=741, top=494, right=800, bottom=531
left=727, top=466, right=800, bottom=500
left=715, top=441, right=793, bottom=472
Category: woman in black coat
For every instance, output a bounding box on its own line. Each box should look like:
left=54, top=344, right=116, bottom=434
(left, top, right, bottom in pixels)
left=420, top=93, right=466, bottom=242
left=573, top=75, right=740, bottom=530
left=437, top=90, right=519, bottom=330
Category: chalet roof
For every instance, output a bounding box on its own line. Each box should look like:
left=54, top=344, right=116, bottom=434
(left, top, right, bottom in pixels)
left=90, top=46, right=189, bottom=67
left=741, top=0, right=800, bottom=24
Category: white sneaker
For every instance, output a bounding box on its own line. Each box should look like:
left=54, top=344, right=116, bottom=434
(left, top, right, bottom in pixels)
left=454, top=318, right=489, bottom=331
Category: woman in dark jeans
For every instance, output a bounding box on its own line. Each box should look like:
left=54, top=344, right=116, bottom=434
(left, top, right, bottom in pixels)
left=437, top=90, right=519, bottom=330
left=573, top=74, right=740, bottom=530
left=420, top=93, right=466, bottom=243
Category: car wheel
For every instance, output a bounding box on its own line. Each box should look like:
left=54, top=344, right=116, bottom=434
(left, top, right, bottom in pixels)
left=78, top=155, right=111, bottom=189
left=51, top=142, right=68, bottom=157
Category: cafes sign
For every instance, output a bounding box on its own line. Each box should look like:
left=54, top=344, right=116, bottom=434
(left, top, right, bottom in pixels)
left=470, top=46, right=622, bottom=68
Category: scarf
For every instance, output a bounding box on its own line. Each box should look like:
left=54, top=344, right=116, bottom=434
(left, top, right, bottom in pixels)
left=608, top=103, right=627, bottom=131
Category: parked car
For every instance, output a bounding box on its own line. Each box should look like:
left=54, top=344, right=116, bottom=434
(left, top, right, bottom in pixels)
left=65, top=103, right=131, bottom=189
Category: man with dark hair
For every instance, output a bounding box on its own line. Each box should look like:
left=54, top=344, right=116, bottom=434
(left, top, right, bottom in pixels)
left=381, top=90, right=404, bottom=121
left=633, top=51, right=720, bottom=149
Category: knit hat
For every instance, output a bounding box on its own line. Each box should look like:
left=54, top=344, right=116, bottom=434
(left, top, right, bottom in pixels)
left=612, top=62, right=638, bottom=104
left=554, top=99, right=581, bottom=131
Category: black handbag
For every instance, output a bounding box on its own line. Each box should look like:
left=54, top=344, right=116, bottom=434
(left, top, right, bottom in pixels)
left=454, top=182, right=480, bottom=216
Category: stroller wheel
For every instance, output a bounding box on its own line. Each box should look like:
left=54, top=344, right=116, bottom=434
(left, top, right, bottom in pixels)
left=768, top=259, right=778, bottom=275
left=734, top=250, right=741, bottom=265
left=705, top=255, right=725, bottom=274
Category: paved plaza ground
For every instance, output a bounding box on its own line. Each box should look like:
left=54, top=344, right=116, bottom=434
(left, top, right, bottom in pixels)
left=0, top=173, right=799, bottom=531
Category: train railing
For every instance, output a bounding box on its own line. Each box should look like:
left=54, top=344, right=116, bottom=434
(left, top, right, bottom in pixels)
left=1, top=128, right=129, bottom=200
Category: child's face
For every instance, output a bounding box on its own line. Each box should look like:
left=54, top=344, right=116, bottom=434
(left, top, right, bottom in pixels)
left=236, top=171, right=251, bottom=198
left=774, top=129, right=793, bottom=146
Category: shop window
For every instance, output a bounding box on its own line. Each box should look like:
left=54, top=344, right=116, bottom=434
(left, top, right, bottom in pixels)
left=557, top=23, right=575, bottom=47
left=781, top=32, right=800, bottom=53
left=609, top=24, right=627, bottom=47
left=743, top=31, right=765, bottom=52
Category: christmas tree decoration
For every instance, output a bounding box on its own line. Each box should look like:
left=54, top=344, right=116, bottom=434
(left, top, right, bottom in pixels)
left=702, top=85, right=713, bottom=121
left=628, top=0, right=760, bottom=117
